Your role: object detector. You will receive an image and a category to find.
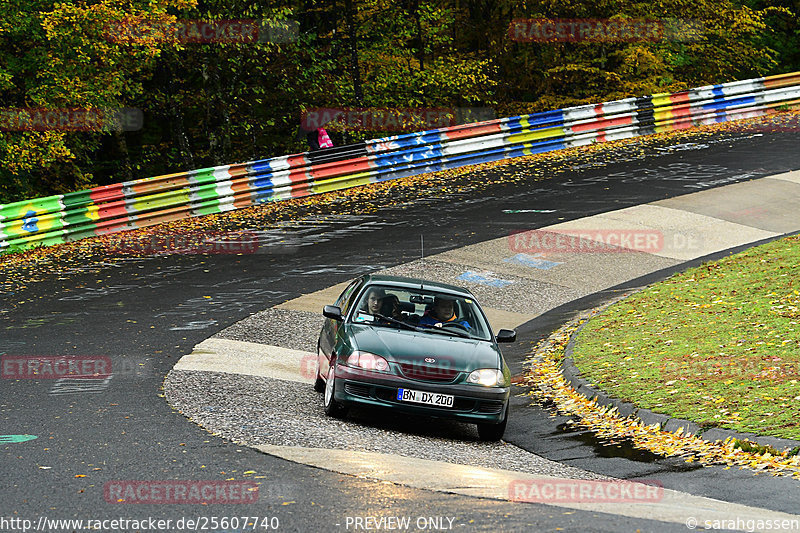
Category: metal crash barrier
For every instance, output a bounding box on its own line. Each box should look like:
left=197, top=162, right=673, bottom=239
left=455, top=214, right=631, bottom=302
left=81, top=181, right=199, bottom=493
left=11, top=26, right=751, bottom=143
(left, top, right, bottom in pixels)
left=2, top=71, right=799, bottom=252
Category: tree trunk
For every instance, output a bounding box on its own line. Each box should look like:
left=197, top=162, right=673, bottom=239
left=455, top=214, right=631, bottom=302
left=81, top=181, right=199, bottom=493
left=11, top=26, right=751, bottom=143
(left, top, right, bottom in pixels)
left=344, top=0, right=363, bottom=103
left=112, top=130, right=134, bottom=181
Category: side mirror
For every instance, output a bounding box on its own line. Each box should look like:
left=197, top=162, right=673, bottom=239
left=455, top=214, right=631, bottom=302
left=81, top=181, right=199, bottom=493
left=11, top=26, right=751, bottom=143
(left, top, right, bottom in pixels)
left=323, top=305, right=344, bottom=321
left=496, top=329, right=516, bottom=343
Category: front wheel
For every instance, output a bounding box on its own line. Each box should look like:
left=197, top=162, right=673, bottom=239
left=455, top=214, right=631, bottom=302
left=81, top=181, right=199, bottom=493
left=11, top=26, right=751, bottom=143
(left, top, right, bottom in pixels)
left=323, top=365, right=348, bottom=418
left=477, top=403, right=508, bottom=442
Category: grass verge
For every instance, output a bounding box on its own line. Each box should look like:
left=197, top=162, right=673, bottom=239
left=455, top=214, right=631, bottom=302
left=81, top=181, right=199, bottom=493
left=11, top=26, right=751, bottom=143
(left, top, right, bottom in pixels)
left=522, top=315, right=800, bottom=478
left=572, top=233, right=800, bottom=439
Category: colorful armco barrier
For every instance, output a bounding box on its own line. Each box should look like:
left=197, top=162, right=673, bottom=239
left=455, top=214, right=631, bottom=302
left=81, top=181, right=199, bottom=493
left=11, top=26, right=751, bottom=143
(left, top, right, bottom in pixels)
left=2, top=72, right=799, bottom=252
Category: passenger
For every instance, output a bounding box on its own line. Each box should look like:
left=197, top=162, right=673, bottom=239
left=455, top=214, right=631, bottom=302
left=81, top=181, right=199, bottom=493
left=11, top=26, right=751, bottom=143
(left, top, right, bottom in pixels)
left=363, top=287, right=385, bottom=315
left=419, top=296, right=471, bottom=330
left=380, top=294, right=404, bottom=321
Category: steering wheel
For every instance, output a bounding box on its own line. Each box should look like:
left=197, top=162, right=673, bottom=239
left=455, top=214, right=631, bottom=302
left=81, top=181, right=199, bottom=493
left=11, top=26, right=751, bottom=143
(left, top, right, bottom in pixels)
left=440, top=321, right=469, bottom=331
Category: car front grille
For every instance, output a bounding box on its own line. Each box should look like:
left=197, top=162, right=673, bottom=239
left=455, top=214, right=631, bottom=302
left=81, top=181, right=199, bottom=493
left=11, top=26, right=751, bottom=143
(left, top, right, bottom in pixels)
left=398, top=363, right=459, bottom=383
left=344, top=383, right=371, bottom=398
left=477, top=401, right=505, bottom=414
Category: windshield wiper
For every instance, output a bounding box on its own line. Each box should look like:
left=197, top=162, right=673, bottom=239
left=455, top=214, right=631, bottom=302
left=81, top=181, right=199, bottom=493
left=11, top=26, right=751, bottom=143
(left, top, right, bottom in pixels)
left=369, top=314, right=473, bottom=339
left=372, top=313, right=426, bottom=333
left=422, top=324, right=472, bottom=339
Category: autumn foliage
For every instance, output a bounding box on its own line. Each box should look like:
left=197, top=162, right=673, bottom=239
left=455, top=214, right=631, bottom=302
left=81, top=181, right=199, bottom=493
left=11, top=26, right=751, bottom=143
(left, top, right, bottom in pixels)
left=1, top=0, right=798, bottom=203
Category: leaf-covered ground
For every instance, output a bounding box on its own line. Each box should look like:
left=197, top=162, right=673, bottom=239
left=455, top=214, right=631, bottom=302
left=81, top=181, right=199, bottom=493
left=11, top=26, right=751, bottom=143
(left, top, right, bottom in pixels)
left=572, top=233, right=800, bottom=439
left=523, top=314, right=800, bottom=479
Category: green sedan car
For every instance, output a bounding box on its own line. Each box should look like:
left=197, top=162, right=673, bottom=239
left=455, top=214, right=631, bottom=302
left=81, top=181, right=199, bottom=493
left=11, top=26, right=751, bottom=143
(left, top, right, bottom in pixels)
left=314, top=274, right=516, bottom=441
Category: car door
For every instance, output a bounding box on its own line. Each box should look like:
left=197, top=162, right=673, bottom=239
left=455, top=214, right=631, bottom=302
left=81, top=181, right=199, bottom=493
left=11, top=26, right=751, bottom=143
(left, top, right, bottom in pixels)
left=319, top=277, right=363, bottom=375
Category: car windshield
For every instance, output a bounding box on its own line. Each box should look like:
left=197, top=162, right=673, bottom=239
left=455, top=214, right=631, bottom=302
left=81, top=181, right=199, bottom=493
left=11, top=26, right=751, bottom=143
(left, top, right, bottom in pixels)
left=350, top=285, right=492, bottom=341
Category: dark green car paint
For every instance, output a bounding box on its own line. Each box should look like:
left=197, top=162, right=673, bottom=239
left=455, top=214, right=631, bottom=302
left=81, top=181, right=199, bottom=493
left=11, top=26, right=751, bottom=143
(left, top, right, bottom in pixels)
left=316, top=274, right=514, bottom=438
left=348, top=324, right=504, bottom=378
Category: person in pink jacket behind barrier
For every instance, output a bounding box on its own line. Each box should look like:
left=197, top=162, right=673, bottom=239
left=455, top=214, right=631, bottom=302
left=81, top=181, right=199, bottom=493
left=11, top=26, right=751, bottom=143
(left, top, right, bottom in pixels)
left=317, top=127, right=333, bottom=149
left=299, top=125, right=334, bottom=151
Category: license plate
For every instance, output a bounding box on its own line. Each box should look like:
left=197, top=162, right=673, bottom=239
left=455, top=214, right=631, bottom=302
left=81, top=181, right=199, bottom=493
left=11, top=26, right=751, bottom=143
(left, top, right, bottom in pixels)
left=397, top=388, right=454, bottom=407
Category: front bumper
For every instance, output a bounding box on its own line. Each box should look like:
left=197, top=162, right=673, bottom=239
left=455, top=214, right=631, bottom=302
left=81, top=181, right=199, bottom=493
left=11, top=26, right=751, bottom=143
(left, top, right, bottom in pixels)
left=332, top=365, right=509, bottom=423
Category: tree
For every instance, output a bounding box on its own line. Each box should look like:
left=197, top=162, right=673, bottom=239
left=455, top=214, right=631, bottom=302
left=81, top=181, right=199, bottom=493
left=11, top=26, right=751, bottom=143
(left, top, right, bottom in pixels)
left=0, top=0, right=187, bottom=202
left=0, top=0, right=796, bottom=204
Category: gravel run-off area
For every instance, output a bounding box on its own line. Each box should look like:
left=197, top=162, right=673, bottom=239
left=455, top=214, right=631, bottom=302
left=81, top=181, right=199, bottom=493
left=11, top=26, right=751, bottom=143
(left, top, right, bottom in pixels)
left=165, top=369, right=608, bottom=481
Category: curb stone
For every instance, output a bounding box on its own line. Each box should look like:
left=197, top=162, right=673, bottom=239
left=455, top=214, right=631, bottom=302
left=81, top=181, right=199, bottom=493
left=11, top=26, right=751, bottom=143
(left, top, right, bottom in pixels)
left=561, top=314, right=800, bottom=454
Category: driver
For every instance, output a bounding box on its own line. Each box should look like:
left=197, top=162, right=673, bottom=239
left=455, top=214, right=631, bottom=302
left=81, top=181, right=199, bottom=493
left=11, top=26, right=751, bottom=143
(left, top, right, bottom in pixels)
left=419, top=296, right=471, bottom=330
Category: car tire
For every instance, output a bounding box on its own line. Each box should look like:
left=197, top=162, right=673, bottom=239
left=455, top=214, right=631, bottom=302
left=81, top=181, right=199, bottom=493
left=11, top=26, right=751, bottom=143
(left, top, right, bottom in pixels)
left=477, top=403, right=508, bottom=442
left=323, top=365, right=347, bottom=418
left=313, top=346, right=325, bottom=393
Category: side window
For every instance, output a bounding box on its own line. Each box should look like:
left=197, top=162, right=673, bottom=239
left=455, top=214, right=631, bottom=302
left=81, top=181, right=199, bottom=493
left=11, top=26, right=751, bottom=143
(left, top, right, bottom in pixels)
left=342, top=282, right=365, bottom=316
left=336, top=279, right=363, bottom=316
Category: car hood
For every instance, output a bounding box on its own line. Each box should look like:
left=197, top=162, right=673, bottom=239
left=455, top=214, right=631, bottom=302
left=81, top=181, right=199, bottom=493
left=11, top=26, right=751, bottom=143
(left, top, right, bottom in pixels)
left=347, top=323, right=501, bottom=372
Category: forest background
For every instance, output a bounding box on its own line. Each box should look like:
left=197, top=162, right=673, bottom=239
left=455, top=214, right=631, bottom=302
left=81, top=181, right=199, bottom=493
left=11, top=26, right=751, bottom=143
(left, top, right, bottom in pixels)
left=1, top=0, right=797, bottom=203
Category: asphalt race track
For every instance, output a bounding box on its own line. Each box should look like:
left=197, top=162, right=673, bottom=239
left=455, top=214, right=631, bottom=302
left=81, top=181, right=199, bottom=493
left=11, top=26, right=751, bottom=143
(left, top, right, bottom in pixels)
left=2, top=128, right=800, bottom=532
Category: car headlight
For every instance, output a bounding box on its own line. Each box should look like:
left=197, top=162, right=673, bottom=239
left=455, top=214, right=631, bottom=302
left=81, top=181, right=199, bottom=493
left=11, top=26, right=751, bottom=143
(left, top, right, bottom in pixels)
left=466, top=368, right=505, bottom=387
left=347, top=351, right=390, bottom=372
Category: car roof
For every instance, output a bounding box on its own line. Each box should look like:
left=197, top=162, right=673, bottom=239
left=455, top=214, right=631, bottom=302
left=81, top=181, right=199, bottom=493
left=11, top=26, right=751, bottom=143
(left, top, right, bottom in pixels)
left=359, top=274, right=475, bottom=298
